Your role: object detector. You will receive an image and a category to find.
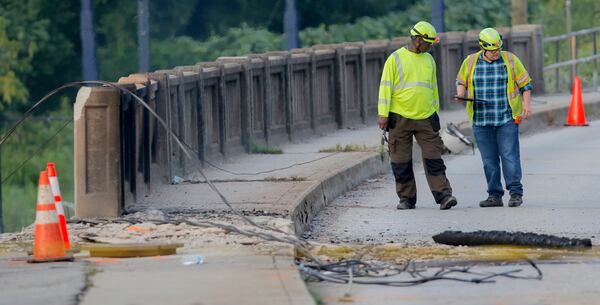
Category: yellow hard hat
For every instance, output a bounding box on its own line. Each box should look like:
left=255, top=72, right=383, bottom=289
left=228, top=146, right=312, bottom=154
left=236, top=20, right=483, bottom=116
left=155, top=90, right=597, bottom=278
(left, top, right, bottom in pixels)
left=410, top=21, right=439, bottom=44
left=479, top=28, right=503, bottom=50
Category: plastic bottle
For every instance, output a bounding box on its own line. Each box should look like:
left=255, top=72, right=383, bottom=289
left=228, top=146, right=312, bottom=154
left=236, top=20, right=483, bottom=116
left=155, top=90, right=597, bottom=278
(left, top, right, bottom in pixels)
left=181, top=255, right=204, bottom=266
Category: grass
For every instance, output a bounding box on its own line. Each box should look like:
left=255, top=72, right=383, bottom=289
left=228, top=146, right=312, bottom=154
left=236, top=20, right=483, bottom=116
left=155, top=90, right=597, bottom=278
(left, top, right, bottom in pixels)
left=319, top=143, right=368, bottom=153
left=251, top=143, right=283, bottom=154
left=1, top=101, right=74, bottom=233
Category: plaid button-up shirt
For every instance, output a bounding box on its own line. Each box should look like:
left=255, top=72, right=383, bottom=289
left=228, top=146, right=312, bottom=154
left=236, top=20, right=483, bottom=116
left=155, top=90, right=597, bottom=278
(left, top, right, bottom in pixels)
left=472, top=53, right=533, bottom=126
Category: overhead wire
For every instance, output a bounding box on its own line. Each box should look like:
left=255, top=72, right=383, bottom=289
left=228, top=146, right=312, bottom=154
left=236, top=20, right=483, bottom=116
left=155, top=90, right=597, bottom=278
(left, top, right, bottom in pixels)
left=1, top=119, right=73, bottom=184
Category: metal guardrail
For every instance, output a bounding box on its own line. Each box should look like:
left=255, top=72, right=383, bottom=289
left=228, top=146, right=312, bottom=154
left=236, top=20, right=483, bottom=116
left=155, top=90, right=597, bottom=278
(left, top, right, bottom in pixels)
left=544, top=54, right=600, bottom=70
left=543, top=27, right=600, bottom=92
left=543, top=27, right=600, bottom=43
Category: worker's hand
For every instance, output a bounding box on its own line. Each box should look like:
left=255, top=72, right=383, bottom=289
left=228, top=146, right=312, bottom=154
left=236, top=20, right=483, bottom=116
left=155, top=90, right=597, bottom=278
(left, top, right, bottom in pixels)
left=522, top=103, right=532, bottom=119
left=378, top=117, right=388, bottom=130
left=455, top=85, right=466, bottom=103
left=522, top=90, right=532, bottom=119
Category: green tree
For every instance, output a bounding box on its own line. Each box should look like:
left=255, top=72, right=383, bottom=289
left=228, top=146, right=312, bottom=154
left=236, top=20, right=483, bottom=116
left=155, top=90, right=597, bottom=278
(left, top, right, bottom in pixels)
left=299, top=2, right=430, bottom=45
left=151, top=25, right=284, bottom=68
left=530, top=0, right=600, bottom=36
left=444, top=0, right=511, bottom=32
left=0, top=1, right=50, bottom=113
left=94, top=0, right=198, bottom=80
left=0, top=0, right=80, bottom=116
left=0, top=16, right=29, bottom=111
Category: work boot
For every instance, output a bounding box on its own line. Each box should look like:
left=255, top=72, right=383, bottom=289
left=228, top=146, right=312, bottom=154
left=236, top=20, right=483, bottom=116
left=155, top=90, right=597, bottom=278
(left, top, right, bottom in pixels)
left=479, top=196, right=503, bottom=207
left=439, top=196, right=458, bottom=210
left=396, top=198, right=416, bottom=210
left=508, top=194, right=523, bottom=207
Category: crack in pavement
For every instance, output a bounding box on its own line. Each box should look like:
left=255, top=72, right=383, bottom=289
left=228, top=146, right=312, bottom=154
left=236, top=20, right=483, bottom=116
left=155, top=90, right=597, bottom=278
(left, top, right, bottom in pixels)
left=73, top=262, right=101, bottom=305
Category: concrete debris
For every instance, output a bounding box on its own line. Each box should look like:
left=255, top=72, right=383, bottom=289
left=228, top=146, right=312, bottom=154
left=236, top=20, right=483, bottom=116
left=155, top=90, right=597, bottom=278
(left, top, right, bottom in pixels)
left=0, top=210, right=295, bottom=256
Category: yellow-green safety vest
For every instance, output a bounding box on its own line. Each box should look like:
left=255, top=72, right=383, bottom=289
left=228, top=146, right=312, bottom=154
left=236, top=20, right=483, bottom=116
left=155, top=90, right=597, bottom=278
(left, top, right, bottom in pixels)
left=377, top=47, right=439, bottom=120
left=456, top=50, right=532, bottom=123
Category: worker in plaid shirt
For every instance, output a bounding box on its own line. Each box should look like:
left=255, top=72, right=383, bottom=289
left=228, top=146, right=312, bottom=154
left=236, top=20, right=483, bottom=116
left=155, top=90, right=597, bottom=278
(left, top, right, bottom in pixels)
left=456, top=27, right=533, bottom=208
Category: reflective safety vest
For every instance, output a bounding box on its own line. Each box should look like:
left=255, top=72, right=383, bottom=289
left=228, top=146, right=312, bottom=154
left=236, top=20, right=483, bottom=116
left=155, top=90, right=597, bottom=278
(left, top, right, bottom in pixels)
left=377, top=47, right=439, bottom=120
left=456, top=50, right=532, bottom=122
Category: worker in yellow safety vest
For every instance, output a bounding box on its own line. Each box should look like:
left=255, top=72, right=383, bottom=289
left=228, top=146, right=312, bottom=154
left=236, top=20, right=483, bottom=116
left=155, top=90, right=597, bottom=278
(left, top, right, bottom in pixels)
left=378, top=21, right=457, bottom=210
left=455, top=27, right=532, bottom=208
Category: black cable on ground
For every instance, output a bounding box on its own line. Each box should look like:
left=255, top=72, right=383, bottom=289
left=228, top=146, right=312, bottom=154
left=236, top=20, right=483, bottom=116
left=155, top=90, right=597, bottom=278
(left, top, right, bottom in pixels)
left=298, top=259, right=542, bottom=287
left=433, top=230, right=592, bottom=248
left=203, top=154, right=338, bottom=177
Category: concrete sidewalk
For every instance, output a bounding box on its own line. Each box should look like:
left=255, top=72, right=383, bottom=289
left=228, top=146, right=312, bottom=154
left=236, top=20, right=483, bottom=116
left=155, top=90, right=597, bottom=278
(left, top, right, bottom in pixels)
left=79, top=249, right=314, bottom=305
left=2, top=91, right=600, bottom=305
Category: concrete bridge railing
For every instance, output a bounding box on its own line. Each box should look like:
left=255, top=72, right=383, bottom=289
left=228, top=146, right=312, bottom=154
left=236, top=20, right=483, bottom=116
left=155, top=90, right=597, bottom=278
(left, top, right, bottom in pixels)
left=73, top=24, right=544, bottom=217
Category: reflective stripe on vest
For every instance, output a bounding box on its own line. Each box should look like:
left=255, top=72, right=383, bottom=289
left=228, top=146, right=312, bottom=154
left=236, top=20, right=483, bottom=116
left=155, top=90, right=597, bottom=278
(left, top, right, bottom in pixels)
left=506, top=52, right=521, bottom=99
left=466, top=53, right=478, bottom=91
left=393, top=51, right=404, bottom=88
left=378, top=98, right=391, bottom=105
left=393, top=50, right=435, bottom=91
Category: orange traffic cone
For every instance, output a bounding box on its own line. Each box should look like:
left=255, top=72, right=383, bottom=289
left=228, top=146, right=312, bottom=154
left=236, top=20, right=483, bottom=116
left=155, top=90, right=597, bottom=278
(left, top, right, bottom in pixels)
left=46, top=163, right=71, bottom=251
left=565, top=76, right=589, bottom=126
left=28, top=171, right=73, bottom=263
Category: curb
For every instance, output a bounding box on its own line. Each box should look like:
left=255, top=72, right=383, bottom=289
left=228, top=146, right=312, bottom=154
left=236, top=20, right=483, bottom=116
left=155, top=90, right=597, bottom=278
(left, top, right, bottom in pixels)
left=290, top=152, right=389, bottom=236
left=519, top=98, right=600, bottom=134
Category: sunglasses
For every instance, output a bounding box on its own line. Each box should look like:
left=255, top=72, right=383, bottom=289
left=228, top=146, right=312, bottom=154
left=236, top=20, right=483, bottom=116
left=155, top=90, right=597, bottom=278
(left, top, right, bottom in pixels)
left=412, top=28, right=439, bottom=44
left=479, top=34, right=503, bottom=50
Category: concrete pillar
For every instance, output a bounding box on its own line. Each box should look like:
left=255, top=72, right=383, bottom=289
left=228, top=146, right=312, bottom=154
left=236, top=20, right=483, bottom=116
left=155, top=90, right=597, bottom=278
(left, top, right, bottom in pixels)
left=334, top=46, right=347, bottom=129
left=284, top=53, right=294, bottom=141
left=359, top=44, right=368, bottom=123
left=74, top=86, right=121, bottom=218
left=309, top=50, right=317, bottom=131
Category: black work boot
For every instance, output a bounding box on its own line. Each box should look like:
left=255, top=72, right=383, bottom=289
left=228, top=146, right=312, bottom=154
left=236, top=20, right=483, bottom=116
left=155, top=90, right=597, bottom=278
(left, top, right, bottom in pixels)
left=397, top=198, right=416, bottom=210
left=439, top=196, right=458, bottom=210
left=508, top=194, right=523, bottom=207
left=479, top=196, right=503, bottom=207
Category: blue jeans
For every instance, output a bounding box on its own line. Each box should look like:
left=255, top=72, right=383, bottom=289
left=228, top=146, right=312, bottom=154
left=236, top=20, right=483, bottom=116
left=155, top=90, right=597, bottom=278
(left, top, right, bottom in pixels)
left=473, top=120, right=523, bottom=197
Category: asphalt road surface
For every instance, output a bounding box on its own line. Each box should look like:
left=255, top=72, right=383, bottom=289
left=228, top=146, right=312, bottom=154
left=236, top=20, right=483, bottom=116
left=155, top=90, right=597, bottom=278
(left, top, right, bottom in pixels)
left=306, top=121, right=600, bottom=246
left=306, top=121, right=600, bottom=305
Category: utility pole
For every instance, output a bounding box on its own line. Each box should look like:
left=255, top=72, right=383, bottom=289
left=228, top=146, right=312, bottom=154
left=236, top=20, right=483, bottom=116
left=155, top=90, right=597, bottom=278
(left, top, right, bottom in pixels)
left=80, top=0, right=99, bottom=80
left=430, top=0, right=445, bottom=33
left=566, top=0, right=575, bottom=84
left=511, top=0, right=528, bottom=25
left=284, top=0, right=299, bottom=50
left=137, top=0, right=150, bottom=72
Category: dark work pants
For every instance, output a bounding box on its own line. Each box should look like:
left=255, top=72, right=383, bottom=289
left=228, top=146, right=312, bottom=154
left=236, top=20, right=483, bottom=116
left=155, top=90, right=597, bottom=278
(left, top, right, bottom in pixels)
left=387, top=112, right=453, bottom=205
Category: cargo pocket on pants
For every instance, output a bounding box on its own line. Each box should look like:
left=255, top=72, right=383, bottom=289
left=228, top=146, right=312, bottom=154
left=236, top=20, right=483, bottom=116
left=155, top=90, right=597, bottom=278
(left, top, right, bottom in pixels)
left=388, top=139, right=398, bottom=154
left=429, top=113, right=441, bottom=132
